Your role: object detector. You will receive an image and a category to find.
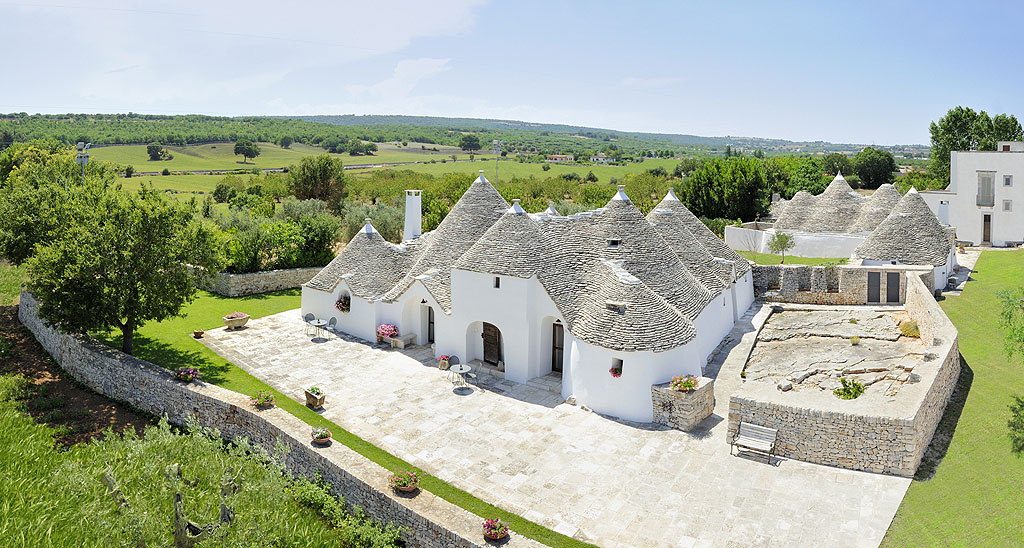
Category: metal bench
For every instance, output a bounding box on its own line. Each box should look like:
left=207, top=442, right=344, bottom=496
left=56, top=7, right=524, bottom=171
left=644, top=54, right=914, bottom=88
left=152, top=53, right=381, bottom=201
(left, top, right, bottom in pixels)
left=731, top=422, right=777, bottom=463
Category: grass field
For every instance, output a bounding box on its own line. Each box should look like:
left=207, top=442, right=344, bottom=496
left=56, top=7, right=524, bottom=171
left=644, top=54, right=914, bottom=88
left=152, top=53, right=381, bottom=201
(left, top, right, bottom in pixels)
left=882, top=250, right=1024, bottom=546
left=93, top=290, right=593, bottom=548
left=736, top=251, right=845, bottom=265
left=91, top=141, right=494, bottom=173
left=0, top=263, right=26, bottom=306
left=350, top=157, right=680, bottom=183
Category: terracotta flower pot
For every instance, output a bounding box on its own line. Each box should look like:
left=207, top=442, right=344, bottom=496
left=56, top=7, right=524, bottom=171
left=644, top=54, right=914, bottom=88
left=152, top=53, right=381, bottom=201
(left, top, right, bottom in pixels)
left=312, top=433, right=332, bottom=445
left=395, top=484, right=418, bottom=493
left=192, top=330, right=204, bottom=339
left=484, top=531, right=508, bottom=540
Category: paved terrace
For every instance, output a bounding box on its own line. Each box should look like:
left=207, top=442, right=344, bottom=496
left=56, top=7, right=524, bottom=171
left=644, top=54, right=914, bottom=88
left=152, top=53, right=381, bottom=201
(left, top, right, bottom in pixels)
left=200, top=304, right=910, bottom=548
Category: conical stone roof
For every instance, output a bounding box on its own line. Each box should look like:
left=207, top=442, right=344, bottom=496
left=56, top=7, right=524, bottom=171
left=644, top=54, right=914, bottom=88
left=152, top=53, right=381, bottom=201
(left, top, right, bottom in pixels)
left=855, top=188, right=952, bottom=266
left=850, top=184, right=901, bottom=233
left=454, top=200, right=548, bottom=278
left=304, top=219, right=415, bottom=298
left=647, top=208, right=728, bottom=292
left=647, top=191, right=751, bottom=277
left=806, top=173, right=863, bottom=232
left=772, top=191, right=815, bottom=231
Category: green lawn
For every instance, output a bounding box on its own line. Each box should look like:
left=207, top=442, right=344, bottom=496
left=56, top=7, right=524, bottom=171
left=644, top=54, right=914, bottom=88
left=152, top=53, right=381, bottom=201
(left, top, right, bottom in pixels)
left=736, top=251, right=845, bottom=266
left=882, top=250, right=1024, bottom=546
left=351, top=157, right=680, bottom=184
left=91, top=142, right=492, bottom=173
left=94, top=289, right=593, bottom=548
left=0, top=263, right=27, bottom=306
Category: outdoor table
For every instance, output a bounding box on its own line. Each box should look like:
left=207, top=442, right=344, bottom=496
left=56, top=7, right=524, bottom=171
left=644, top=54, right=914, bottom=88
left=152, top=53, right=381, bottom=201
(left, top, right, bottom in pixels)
left=310, top=319, right=328, bottom=339
left=448, top=363, right=472, bottom=388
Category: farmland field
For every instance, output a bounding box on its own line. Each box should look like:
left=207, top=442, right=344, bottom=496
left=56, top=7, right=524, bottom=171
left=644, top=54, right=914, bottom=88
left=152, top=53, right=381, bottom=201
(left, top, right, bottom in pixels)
left=347, top=157, right=680, bottom=183
left=90, top=141, right=494, bottom=172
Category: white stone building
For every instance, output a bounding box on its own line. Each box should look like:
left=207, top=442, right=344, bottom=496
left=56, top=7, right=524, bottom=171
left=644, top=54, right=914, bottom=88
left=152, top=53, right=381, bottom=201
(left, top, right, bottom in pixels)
left=301, top=173, right=754, bottom=422
left=919, top=141, right=1024, bottom=246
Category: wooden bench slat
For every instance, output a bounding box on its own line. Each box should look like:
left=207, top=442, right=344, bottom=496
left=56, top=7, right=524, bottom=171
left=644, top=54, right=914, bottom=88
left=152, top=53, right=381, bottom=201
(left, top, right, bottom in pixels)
left=731, top=422, right=778, bottom=462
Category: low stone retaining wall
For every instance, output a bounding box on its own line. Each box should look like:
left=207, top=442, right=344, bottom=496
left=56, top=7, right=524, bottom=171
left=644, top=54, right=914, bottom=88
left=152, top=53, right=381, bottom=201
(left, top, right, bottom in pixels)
left=18, top=291, right=542, bottom=548
left=198, top=267, right=322, bottom=297
left=651, top=377, right=714, bottom=431
left=727, top=272, right=959, bottom=476
left=752, top=263, right=933, bottom=306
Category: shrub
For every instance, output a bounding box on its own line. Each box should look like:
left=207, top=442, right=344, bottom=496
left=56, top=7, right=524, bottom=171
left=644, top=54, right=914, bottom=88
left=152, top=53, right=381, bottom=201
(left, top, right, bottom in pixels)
left=541, top=164, right=551, bottom=171
left=388, top=470, right=419, bottom=489
left=670, top=375, right=699, bottom=392
left=850, top=336, right=860, bottom=346
left=213, top=182, right=236, bottom=203
left=700, top=217, right=742, bottom=238
left=834, top=377, right=865, bottom=399
left=849, top=318, right=858, bottom=324
left=307, top=385, right=323, bottom=396
left=161, top=167, right=170, bottom=176
left=900, top=320, right=920, bottom=338
left=482, top=518, right=510, bottom=539
left=124, top=165, right=134, bottom=178
left=311, top=426, right=331, bottom=440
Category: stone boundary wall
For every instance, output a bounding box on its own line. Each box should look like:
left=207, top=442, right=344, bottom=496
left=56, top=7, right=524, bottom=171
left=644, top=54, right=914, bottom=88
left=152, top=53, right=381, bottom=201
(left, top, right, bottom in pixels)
left=196, top=267, right=322, bottom=297
left=727, top=272, right=959, bottom=476
left=752, top=263, right=933, bottom=306
left=18, top=291, right=543, bottom=548
left=651, top=377, right=715, bottom=431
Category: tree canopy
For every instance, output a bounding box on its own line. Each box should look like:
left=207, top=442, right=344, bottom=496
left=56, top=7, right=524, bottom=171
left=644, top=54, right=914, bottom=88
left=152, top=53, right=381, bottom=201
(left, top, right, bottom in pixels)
left=677, top=157, right=775, bottom=220
left=459, top=134, right=481, bottom=151
left=853, top=147, right=897, bottom=189
left=930, top=106, right=1023, bottom=183
left=233, top=139, right=261, bottom=163
left=821, top=153, right=853, bottom=177
left=288, top=154, right=347, bottom=206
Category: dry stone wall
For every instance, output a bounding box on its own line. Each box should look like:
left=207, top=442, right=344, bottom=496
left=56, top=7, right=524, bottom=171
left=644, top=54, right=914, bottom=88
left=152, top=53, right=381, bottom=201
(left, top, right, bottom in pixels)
left=728, top=272, right=959, bottom=477
left=18, top=291, right=542, bottom=548
left=651, top=377, right=714, bottom=431
left=197, top=267, right=322, bottom=297
left=752, top=264, right=933, bottom=306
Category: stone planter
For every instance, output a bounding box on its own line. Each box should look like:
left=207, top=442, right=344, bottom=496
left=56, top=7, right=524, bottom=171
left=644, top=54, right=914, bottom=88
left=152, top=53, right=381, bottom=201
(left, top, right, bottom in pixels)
left=438, top=358, right=450, bottom=371
left=651, top=377, right=715, bottom=431
left=305, top=390, right=326, bottom=409
left=223, top=315, right=249, bottom=330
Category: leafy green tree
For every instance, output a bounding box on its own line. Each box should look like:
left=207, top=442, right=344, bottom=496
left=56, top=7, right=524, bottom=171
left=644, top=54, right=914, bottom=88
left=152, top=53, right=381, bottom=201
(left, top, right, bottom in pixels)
left=853, top=147, right=898, bottom=189
left=993, top=114, right=1024, bottom=143
left=288, top=154, right=347, bottom=206
left=123, top=165, right=134, bottom=178
left=233, top=139, right=261, bottom=163
left=459, top=134, right=481, bottom=151
left=584, top=170, right=598, bottom=183
left=767, top=231, right=795, bottom=263
left=895, top=170, right=944, bottom=194
left=278, top=135, right=294, bottom=149
left=930, top=106, right=990, bottom=183
left=677, top=157, right=769, bottom=220
left=213, top=182, right=236, bottom=203
left=147, top=142, right=164, bottom=161
left=821, top=153, right=853, bottom=177
left=26, top=186, right=224, bottom=354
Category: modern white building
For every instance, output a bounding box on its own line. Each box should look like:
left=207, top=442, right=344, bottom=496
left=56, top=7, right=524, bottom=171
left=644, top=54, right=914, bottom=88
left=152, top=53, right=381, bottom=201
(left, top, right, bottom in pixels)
left=919, top=141, right=1024, bottom=246
left=301, top=173, right=754, bottom=422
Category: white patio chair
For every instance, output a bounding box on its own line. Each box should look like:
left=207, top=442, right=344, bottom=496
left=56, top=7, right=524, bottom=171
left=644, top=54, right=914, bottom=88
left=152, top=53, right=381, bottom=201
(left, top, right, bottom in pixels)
left=303, top=313, right=315, bottom=337
left=326, top=317, right=338, bottom=338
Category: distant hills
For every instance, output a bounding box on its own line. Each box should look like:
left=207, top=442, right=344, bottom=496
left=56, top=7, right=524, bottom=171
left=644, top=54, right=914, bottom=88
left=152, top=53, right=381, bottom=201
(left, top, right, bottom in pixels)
left=284, top=114, right=929, bottom=156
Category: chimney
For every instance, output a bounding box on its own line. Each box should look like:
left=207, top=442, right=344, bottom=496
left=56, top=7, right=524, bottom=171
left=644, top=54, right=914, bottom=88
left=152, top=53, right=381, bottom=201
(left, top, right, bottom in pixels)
left=404, top=190, right=422, bottom=241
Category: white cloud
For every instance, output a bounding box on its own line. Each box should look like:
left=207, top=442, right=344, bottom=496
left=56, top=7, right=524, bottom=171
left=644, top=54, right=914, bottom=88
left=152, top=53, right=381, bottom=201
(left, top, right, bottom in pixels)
left=346, top=58, right=452, bottom=102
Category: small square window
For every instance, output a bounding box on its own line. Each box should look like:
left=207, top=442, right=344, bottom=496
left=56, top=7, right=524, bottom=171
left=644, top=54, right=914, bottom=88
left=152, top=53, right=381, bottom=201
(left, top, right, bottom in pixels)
left=1004, top=200, right=1012, bottom=212
left=1005, top=175, right=1013, bottom=187
left=610, top=358, right=623, bottom=377
left=493, top=276, right=500, bottom=288
left=607, top=238, right=621, bottom=248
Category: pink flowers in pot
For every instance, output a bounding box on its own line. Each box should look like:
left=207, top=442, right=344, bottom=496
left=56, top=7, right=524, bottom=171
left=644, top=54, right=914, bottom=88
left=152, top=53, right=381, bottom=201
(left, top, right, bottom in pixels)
left=482, top=518, right=510, bottom=539
left=670, top=375, right=700, bottom=392
left=223, top=312, right=248, bottom=320
left=376, top=324, right=398, bottom=339
left=174, top=367, right=201, bottom=382
left=609, top=365, right=622, bottom=378
left=335, top=295, right=351, bottom=313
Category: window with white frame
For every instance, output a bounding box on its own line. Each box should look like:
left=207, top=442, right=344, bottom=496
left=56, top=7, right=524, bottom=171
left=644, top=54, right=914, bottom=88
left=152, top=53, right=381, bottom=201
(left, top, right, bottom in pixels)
left=1005, top=175, right=1014, bottom=187
left=977, top=172, right=995, bottom=206
left=1004, top=200, right=1012, bottom=212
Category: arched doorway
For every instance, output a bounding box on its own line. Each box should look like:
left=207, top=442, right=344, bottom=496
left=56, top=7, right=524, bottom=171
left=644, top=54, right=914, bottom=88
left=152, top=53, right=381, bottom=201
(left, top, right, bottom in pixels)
left=482, top=322, right=503, bottom=364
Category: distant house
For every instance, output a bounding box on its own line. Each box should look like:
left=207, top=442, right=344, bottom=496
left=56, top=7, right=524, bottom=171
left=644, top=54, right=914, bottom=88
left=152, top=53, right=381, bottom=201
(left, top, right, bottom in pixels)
left=546, top=154, right=574, bottom=163
left=590, top=152, right=609, bottom=164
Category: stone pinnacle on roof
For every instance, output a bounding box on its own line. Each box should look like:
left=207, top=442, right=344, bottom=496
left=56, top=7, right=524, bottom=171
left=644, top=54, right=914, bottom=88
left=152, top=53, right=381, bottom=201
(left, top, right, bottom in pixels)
left=508, top=199, right=525, bottom=215
left=664, top=188, right=680, bottom=201
left=544, top=202, right=560, bottom=216
left=611, top=185, right=630, bottom=202
left=361, top=217, right=375, bottom=234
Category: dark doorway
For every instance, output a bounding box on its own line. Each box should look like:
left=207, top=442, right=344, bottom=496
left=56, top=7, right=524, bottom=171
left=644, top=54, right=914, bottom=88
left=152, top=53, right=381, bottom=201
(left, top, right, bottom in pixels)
left=551, top=323, right=564, bottom=373
left=427, top=306, right=435, bottom=344
left=983, top=214, right=992, bottom=243
left=867, top=271, right=880, bottom=303
left=482, top=322, right=502, bottom=364
left=886, top=272, right=900, bottom=303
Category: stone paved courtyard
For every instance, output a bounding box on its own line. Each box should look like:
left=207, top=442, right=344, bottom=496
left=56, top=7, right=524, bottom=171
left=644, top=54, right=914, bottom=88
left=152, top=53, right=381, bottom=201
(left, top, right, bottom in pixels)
left=201, top=304, right=911, bottom=548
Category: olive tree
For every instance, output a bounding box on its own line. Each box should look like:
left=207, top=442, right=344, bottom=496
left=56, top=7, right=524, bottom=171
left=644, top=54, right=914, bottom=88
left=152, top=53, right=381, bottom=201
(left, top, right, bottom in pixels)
left=767, top=231, right=795, bottom=264
left=26, top=186, right=225, bottom=354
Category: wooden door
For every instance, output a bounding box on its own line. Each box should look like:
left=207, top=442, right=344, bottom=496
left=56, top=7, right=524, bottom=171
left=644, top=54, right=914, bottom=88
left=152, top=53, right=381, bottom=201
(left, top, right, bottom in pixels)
left=867, top=272, right=880, bottom=303
left=983, top=214, right=992, bottom=243
left=482, top=322, right=502, bottom=364
left=427, top=307, right=435, bottom=344
left=886, top=272, right=900, bottom=303
left=551, top=323, right=564, bottom=372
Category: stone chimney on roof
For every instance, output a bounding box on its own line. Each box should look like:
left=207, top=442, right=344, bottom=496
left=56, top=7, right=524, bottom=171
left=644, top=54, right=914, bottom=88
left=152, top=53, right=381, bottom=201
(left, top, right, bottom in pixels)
left=403, top=190, right=422, bottom=241
left=362, top=217, right=376, bottom=234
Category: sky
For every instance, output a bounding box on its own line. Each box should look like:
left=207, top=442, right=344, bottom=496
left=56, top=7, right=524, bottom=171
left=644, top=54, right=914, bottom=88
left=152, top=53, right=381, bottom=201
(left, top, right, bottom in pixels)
left=2, top=0, right=1022, bottom=145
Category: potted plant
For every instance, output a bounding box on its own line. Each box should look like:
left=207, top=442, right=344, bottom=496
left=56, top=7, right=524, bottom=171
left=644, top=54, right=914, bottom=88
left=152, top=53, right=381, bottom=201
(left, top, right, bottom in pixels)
left=376, top=324, right=398, bottom=344
left=482, top=518, right=510, bottom=541
left=438, top=354, right=451, bottom=370
left=174, top=367, right=201, bottom=383
left=670, top=375, right=699, bottom=392
left=192, top=329, right=204, bottom=339
left=609, top=365, right=622, bottom=378
left=305, top=385, right=326, bottom=409
left=311, top=426, right=332, bottom=445
left=223, top=312, right=250, bottom=330
left=389, top=469, right=420, bottom=493
left=249, top=391, right=276, bottom=409
left=334, top=294, right=351, bottom=313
